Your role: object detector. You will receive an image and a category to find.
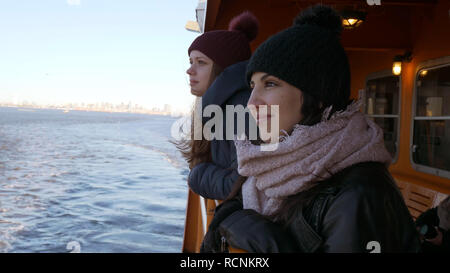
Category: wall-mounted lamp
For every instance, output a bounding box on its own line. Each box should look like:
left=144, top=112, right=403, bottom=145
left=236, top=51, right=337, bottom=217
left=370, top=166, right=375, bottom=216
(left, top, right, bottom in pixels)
left=392, top=59, right=402, bottom=75
left=392, top=51, right=412, bottom=76
left=341, top=10, right=366, bottom=29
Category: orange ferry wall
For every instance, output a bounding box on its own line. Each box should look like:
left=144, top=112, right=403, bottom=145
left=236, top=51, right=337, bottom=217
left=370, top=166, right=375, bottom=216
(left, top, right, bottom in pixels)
left=207, top=0, right=450, bottom=193
left=348, top=0, right=450, bottom=194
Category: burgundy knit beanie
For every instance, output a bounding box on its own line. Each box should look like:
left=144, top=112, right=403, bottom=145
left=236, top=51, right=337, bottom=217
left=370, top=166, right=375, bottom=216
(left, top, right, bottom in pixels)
left=188, top=11, right=259, bottom=69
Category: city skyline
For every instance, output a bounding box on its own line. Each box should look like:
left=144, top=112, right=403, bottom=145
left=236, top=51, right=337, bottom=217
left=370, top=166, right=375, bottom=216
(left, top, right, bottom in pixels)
left=0, top=0, right=199, bottom=116
left=0, top=96, right=189, bottom=115
left=0, top=99, right=184, bottom=116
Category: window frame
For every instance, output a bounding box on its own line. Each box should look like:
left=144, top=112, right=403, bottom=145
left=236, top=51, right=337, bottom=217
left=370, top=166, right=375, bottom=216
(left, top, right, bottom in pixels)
left=364, top=69, right=402, bottom=163
left=410, top=55, right=450, bottom=179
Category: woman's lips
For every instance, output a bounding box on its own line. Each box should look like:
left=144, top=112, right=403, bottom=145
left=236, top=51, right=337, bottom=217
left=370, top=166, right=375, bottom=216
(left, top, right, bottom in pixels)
left=189, top=80, right=198, bottom=86
left=257, top=114, right=271, bottom=123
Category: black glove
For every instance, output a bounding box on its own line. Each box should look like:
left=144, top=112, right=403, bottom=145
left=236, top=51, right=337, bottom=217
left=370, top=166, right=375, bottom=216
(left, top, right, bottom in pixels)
left=200, top=197, right=243, bottom=253
left=218, top=209, right=300, bottom=253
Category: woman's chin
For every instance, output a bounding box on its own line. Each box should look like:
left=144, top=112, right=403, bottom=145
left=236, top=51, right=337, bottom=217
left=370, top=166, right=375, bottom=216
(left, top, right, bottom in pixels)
left=190, top=89, right=203, bottom=97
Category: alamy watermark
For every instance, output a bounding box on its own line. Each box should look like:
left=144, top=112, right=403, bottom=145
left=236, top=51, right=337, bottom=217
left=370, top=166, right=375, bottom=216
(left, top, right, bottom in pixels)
left=66, top=241, right=81, bottom=253
left=171, top=101, right=281, bottom=151
left=366, top=241, right=381, bottom=253
left=366, top=0, right=381, bottom=5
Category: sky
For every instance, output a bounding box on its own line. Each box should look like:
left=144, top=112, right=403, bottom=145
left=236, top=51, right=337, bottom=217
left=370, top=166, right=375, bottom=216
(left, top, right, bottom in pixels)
left=0, top=0, right=201, bottom=113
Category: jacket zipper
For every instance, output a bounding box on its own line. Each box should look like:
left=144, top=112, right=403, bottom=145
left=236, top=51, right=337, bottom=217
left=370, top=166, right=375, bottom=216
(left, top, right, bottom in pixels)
left=221, top=236, right=228, bottom=252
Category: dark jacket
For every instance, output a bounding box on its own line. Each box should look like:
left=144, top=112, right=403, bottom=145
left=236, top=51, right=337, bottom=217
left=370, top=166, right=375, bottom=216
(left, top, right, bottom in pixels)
left=188, top=60, right=251, bottom=200
left=203, top=162, right=421, bottom=253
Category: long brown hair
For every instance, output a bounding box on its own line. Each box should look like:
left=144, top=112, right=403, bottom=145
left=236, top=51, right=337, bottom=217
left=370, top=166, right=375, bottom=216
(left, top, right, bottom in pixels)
left=174, top=62, right=223, bottom=170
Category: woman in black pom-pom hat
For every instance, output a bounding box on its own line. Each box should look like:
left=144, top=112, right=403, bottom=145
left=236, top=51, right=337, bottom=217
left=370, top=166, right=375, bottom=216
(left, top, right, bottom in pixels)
left=202, top=5, right=421, bottom=253
left=176, top=11, right=259, bottom=200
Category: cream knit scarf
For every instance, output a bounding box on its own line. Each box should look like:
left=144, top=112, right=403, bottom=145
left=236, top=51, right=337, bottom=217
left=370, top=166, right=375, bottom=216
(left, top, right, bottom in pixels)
left=234, top=100, right=392, bottom=216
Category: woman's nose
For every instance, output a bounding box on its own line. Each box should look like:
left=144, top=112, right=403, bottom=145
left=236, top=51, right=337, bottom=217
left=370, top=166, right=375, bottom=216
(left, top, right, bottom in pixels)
left=186, top=65, right=194, bottom=75
left=247, top=90, right=265, bottom=118
left=247, top=89, right=264, bottom=107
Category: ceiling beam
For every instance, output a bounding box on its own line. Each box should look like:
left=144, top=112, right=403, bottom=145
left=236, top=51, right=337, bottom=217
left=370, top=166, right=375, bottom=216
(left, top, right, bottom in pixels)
left=204, top=0, right=222, bottom=32
left=344, top=47, right=408, bottom=53
left=291, top=0, right=437, bottom=7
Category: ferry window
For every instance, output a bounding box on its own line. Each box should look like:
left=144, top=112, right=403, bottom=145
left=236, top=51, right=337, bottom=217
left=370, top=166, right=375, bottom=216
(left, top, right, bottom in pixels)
left=413, top=64, right=450, bottom=175
left=364, top=75, right=400, bottom=159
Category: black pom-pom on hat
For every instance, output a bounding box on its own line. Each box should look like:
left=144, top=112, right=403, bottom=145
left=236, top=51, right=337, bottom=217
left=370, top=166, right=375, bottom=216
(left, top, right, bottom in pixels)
left=228, top=11, right=259, bottom=42
left=294, top=4, right=343, bottom=37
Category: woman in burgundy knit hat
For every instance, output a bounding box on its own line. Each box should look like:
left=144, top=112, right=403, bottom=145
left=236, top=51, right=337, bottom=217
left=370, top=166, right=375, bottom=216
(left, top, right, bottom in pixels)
left=176, top=11, right=259, bottom=200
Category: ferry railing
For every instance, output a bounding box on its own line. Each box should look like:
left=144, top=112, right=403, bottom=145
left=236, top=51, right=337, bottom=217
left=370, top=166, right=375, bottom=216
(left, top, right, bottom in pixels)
left=182, top=189, right=221, bottom=252
left=182, top=189, right=246, bottom=253
left=199, top=195, right=207, bottom=235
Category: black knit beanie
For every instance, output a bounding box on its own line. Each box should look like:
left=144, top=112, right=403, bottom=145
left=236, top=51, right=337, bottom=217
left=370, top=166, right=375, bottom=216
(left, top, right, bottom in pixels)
left=246, top=5, right=350, bottom=111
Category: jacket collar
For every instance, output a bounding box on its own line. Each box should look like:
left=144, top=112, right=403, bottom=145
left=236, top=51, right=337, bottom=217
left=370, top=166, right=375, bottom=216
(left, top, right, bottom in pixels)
left=201, top=60, right=249, bottom=109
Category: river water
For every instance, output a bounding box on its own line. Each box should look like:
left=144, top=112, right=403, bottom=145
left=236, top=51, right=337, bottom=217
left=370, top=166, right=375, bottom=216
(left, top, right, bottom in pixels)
left=0, top=106, right=189, bottom=252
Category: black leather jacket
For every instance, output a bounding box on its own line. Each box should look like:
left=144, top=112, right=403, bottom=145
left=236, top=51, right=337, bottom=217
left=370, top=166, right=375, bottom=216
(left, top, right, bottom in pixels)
left=203, top=162, right=421, bottom=253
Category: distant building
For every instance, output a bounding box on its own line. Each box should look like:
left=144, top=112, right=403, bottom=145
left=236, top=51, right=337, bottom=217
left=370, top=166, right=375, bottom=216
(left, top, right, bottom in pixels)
left=164, top=104, right=171, bottom=114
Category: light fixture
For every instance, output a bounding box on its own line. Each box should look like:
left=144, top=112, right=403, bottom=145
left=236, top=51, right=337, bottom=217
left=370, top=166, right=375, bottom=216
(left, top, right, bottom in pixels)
left=419, top=70, right=428, bottom=77
left=341, top=10, right=366, bottom=29
left=392, top=51, right=412, bottom=76
left=392, top=58, right=402, bottom=76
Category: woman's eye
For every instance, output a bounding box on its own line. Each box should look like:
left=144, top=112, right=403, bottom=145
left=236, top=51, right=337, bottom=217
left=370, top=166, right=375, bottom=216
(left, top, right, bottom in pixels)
left=198, top=60, right=206, bottom=65
left=265, top=81, right=277, bottom=87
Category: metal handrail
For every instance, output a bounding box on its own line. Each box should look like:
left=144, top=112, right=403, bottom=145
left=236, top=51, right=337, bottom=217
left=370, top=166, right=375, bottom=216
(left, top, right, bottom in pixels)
left=199, top=196, right=207, bottom=235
